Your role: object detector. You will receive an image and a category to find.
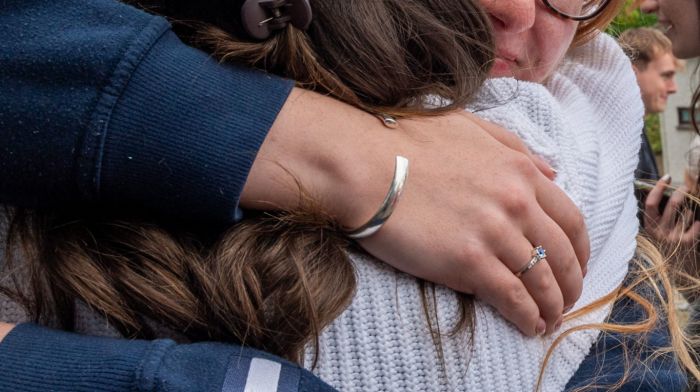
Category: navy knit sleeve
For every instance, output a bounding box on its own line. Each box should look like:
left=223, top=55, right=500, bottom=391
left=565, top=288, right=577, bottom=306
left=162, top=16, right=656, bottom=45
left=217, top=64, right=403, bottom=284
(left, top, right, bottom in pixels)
left=0, top=323, right=337, bottom=391
left=0, top=0, right=294, bottom=223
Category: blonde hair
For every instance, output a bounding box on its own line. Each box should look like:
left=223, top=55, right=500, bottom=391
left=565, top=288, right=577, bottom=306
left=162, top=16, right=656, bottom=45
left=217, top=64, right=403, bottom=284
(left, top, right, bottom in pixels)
left=538, top=235, right=700, bottom=391
left=618, top=27, right=674, bottom=69
left=2, top=1, right=699, bottom=390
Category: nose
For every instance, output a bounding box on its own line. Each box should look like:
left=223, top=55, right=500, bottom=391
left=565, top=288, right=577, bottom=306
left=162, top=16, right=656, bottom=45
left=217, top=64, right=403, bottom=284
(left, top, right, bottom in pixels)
left=481, top=0, right=536, bottom=34
left=668, top=79, right=678, bottom=95
left=639, top=0, right=659, bottom=14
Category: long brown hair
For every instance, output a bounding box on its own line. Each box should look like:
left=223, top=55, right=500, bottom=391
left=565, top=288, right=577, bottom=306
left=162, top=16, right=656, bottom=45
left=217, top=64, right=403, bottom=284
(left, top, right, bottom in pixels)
left=4, top=0, right=699, bottom=389
left=128, top=0, right=494, bottom=117
left=1, top=0, right=494, bottom=364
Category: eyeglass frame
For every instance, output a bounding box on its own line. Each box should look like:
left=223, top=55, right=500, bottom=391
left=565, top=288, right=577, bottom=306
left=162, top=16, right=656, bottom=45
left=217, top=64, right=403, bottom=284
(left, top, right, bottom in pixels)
left=542, top=0, right=613, bottom=21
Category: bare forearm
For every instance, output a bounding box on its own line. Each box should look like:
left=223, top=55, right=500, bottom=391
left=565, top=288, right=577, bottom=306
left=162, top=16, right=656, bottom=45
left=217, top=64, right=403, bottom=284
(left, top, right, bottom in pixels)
left=241, top=87, right=589, bottom=336
left=241, top=87, right=397, bottom=228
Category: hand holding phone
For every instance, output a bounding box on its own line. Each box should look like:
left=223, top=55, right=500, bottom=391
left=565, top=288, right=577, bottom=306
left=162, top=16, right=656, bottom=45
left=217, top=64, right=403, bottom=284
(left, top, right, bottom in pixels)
left=636, top=176, right=700, bottom=247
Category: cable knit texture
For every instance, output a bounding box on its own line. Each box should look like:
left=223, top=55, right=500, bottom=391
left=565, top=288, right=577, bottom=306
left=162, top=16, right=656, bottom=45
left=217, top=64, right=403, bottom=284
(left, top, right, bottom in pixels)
left=304, top=34, right=643, bottom=392
left=0, top=34, right=642, bottom=392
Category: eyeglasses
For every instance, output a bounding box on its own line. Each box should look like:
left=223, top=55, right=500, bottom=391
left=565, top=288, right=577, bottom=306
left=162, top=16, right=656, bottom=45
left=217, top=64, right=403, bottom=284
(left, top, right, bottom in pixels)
left=543, top=0, right=612, bottom=21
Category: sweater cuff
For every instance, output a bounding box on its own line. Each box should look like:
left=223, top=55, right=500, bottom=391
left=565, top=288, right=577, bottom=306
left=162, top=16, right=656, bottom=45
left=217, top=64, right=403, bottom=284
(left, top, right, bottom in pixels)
left=0, top=324, right=337, bottom=392
left=0, top=323, right=167, bottom=392
left=87, top=27, right=294, bottom=224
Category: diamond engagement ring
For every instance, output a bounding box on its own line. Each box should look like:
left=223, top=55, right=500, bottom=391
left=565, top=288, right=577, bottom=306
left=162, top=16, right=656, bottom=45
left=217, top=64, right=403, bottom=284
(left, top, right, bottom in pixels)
left=516, top=246, right=547, bottom=278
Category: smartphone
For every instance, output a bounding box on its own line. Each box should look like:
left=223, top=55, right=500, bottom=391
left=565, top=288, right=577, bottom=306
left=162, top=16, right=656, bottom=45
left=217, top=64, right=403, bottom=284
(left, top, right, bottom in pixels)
left=634, top=179, right=700, bottom=221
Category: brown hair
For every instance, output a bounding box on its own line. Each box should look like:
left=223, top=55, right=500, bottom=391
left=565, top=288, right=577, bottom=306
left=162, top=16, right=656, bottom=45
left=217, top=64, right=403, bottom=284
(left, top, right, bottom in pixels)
left=2, top=0, right=493, bottom=365
left=128, top=0, right=493, bottom=117
left=618, top=27, right=673, bottom=70
left=3, top=0, right=699, bottom=389
left=573, top=0, right=626, bottom=46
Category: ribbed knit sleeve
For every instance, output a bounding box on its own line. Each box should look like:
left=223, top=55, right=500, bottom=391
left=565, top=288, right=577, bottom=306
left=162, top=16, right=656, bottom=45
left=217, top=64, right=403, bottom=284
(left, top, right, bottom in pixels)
left=0, top=323, right=166, bottom=391
left=0, top=0, right=293, bottom=223
left=0, top=323, right=336, bottom=391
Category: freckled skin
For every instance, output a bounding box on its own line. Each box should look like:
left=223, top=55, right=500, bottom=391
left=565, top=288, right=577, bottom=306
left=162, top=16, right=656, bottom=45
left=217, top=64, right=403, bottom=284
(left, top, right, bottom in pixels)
left=480, top=0, right=579, bottom=83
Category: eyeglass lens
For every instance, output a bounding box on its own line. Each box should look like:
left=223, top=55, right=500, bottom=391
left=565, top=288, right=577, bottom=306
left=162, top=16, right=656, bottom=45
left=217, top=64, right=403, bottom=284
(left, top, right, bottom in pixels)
left=547, top=0, right=606, bottom=18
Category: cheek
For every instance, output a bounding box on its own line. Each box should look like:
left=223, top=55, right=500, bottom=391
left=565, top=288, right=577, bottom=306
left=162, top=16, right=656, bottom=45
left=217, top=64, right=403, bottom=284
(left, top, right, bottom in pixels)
left=636, top=73, right=655, bottom=96
left=534, top=24, right=577, bottom=80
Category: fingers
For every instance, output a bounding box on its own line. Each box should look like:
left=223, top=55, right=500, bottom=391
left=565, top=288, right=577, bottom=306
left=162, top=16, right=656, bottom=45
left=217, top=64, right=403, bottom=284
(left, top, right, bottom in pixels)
left=495, top=234, right=565, bottom=334
left=681, top=221, right=700, bottom=245
left=470, top=115, right=556, bottom=180
left=475, top=116, right=583, bottom=319
left=643, top=178, right=700, bottom=247
left=532, top=176, right=590, bottom=275
left=473, top=115, right=584, bottom=332
left=521, top=207, right=583, bottom=312
left=644, top=175, right=671, bottom=226
left=470, top=257, right=545, bottom=337
left=671, top=196, right=700, bottom=246
left=660, top=185, right=688, bottom=231
left=529, top=155, right=557, bottom=181
left=471, top=117, right=586, bottom=275
left=469, top=115, right=526, bottom=152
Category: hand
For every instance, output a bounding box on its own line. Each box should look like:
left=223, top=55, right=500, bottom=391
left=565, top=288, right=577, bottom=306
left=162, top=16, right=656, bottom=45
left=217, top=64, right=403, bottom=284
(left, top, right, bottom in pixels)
left=243, top=89, right=589, bottom=337
left=644, top=176, right=700, bottom=249
left=0, top=322, right=15, bottom=343
left=355, top=112, right=588, bottom=336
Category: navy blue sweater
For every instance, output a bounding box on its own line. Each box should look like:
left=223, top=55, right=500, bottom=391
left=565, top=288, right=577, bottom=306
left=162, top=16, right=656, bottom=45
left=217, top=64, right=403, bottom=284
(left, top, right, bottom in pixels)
left=0, top=0, right=336, bottom=390
left=1, top=0, right=293, bottom=224
left=0, top=324, right=334, bottom=391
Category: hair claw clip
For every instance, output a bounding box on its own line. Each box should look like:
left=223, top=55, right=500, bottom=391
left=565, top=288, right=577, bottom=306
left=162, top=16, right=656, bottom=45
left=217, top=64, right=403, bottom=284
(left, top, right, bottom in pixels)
left=241, top=0, right=313, bottom=40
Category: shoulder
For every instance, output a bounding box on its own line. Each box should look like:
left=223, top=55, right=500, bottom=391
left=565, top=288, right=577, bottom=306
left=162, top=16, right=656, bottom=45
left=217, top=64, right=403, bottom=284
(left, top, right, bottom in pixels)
left=548, top=33, right=644, bottom=145
left=553, top=33, right=641, bottom=107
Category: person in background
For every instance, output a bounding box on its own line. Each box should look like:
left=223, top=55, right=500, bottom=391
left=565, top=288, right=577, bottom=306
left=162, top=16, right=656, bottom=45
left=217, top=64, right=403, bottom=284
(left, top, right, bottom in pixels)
left=619, top=26, right=700, bottom=247
left=4, top=0, right=695, bottom=390
left=639, top=1, right=700, bottom=385
left=619, top=27, right=678, bottom=182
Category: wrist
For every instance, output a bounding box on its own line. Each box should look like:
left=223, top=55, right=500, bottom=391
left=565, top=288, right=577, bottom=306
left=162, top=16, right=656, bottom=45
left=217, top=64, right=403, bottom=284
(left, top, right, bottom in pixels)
left=241, top=88, right=400, bottom=227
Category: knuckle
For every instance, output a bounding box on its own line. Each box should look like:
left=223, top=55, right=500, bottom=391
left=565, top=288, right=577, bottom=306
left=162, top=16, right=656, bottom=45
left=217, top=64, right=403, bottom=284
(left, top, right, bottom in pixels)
left=498, top=191, right=531, bottom=217
left=557, top=252, right=579, bottom=274
left=514, top=156, right=538, bottom=177
left=456, top=243, right=486, bottom=265
left=506, top=133, right=528, bottom=152
left=568, top=210, right=586, bottom=235
left=483, top=214, right=511, bottom=237
left=644, top=198, right=657, bottom=211
left=503, top=280, right=529, bottom=309
left=533, top=270, right=555, bottom=293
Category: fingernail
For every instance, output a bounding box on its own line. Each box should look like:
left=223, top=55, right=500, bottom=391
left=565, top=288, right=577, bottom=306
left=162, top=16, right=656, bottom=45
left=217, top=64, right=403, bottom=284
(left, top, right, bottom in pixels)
left=537, top=318, right=547, bottom=336
left=661, top=174, right=672, bottom=184
left=582, top=266, right=588, bottom=278
left=551, top=167, right=558, bottom=176
left=564, top=305, right=573, bottom=313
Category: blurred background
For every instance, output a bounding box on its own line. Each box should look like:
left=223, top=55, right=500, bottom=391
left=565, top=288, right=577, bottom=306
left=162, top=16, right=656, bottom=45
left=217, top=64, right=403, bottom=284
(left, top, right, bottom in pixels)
left=608, top=0, right=699, bottom=185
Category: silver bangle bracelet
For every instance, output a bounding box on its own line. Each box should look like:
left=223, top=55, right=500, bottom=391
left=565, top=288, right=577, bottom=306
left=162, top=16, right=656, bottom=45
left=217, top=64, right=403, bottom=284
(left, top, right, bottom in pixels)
left=344, top=156, right=409, bottom=239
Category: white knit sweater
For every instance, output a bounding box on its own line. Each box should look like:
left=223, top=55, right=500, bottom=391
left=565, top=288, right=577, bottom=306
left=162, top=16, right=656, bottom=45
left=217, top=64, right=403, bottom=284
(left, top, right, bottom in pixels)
left=305, top=34, right=643, bottom=392
left=0, top=34, right=642, bottom=392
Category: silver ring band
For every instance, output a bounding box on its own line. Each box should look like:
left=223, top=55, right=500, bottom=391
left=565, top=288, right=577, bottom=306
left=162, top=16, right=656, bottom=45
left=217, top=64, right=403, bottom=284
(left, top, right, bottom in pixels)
left=516, top=246, right=547, bottom=278
left=345, top=156, right=409, bottom=239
